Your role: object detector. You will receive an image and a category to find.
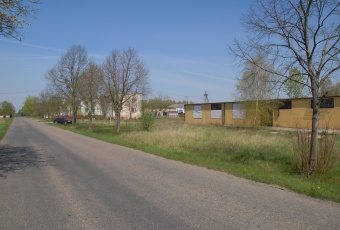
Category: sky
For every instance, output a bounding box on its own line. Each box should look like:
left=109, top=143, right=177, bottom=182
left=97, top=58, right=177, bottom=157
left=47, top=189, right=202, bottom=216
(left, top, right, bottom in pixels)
left=0, top=0, right=252, bottom=112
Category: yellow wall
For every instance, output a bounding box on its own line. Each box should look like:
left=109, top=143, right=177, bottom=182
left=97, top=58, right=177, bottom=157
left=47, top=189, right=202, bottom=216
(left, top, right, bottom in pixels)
left=185, top=104, right=223, bottom=125
left=273, top=97, right=340, bottom=129
left=185, top=96, right=340, bottom=130
left=185, top=103, right=247, bottom=126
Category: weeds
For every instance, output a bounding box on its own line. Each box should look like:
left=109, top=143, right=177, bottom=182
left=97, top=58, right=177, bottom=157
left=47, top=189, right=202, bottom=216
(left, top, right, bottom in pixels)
left=292, top=129, right=311, bottom=175
left=318, top=130, right=335, bottom=173
left=293, top=128, right=338, bottom=176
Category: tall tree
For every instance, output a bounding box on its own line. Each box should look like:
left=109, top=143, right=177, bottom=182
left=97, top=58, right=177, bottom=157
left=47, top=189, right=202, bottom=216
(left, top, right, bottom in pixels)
left=229, top=0, right=340, bottom=175
left=102, top=47, right=150, bottom=133
left=0, top=0, right=40, bottom=40
left=21, top=95, right=38, bottom=116
left=283, top=68, right=307, bottom=98
left=79, top=61, right=104, bottom=129
left=235, top=52, right=276, bottom=127
left=36, top=90, right=64, bottom=118
left=320, top=78, right=340, bottom=96
left=0, top=101, right=15, bottom=116
left=98, top=94, right=110, bottom=120
left=45, top=45, right=89, bottom=124
left=328, top=82, right=340, bottom=96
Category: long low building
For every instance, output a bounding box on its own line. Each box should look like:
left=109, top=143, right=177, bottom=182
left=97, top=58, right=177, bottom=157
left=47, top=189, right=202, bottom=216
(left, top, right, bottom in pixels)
left=184, top=96, right=340, bottom=130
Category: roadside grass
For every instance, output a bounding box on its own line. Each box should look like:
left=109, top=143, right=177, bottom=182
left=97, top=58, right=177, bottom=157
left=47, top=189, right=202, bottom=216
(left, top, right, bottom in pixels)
left=52, top=118, right=340, bottom=202
left=0, top=118, right=13, bottom=141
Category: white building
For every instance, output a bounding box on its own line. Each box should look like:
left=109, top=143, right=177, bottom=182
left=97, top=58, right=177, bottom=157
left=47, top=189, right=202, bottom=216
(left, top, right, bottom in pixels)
left=80, top=94, right=143, bottom=120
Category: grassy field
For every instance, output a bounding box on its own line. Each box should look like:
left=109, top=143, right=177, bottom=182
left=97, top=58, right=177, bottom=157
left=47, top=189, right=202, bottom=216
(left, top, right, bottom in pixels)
left=50, top=118, right=340, bottom=202
left=0, top=118, right=13, bottom=141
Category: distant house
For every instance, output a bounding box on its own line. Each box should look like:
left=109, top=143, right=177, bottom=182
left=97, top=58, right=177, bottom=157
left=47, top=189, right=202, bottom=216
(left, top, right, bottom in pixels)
left=79, top=94, right=143, bottom=120
left=167, top=104, right=185, bottom=118
left=184, top=96, right=340, bottom=130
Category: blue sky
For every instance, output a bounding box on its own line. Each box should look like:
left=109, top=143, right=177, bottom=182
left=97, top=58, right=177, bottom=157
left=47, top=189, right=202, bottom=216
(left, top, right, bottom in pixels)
left=0, top=0, right=251, bottom=111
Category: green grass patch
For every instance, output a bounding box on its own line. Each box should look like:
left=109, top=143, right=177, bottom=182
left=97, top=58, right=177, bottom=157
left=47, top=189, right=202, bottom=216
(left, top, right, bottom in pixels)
left=51, top=118, right=340, bottom=202
left=0, top=118, right=13, bottom=141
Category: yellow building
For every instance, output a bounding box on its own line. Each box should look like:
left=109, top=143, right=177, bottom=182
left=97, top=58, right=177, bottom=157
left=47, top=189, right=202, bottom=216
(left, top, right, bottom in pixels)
left=184, top=96, right=340, bottom=130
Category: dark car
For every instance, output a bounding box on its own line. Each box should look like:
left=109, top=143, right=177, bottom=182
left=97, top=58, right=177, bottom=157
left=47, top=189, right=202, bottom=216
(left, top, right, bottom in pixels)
left=53, top=117, right=72, bottom=124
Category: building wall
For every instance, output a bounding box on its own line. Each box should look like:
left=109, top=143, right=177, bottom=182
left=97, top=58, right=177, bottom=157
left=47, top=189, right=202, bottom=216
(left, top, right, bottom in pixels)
left=185, top=104, right=222, bottom=125
left=273, top=97, right=340, bottom=129
left=79, top=95, right=143, bottom=120
left=185, top=96, right=340, bottom=129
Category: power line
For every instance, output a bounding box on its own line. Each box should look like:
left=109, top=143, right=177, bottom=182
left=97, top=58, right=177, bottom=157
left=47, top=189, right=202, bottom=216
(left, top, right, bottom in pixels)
left=0, top=90, right=43, bottom=95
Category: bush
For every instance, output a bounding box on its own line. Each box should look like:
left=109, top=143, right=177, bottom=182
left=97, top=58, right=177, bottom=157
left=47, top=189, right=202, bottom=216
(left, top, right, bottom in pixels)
left=140, top=111, right=155, bottom=131
left=292, top=129, right=311, bottom=175
left=292, top=128, right=338, bottom=176
left=318, top=130, right=338, bottom=173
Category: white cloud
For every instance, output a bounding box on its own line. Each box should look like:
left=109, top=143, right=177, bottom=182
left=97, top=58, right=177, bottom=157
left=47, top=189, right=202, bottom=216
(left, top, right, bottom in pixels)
left=0, top=39, right=66, bottom=52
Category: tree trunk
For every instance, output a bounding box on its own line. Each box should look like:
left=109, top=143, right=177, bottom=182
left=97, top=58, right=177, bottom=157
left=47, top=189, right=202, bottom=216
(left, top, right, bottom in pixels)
left=253, top=99, right=259, bottom=127
left=115, top=111, right=121, bottom=133
left=72, top=104, right=77, bottom=124
left=89, top=111, right=93, bottom=130
left=309, top=93, right=319, bottom=175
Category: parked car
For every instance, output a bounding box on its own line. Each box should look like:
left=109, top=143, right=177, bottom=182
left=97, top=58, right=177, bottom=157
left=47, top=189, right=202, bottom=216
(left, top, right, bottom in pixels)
left=53, top=117, right=72, bottom=124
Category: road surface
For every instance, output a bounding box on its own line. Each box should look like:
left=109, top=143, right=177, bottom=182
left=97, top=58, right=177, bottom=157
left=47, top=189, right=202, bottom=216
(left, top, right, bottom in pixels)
left=0, top=118, right=339, bottom=229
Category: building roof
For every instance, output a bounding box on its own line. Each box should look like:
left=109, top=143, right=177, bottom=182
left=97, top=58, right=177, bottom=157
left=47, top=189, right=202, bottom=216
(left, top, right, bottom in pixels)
left=167, top=103, right=185, bottom=109
left=185, top=95, right=340, bottom=105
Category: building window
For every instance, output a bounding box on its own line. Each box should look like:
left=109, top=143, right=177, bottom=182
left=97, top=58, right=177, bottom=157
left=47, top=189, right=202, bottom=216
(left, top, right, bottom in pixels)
left=211, top=103, right=221, bottom=110
left=131, top=108, right=137, bottom=113
left=211, top=103, right=222, bottom=119
left=232, top=103, right=245, bottom=119
left=279, top=100, right=292, bottom=109
left=193, top=105, right=202, bottom=119
left=311, top=98, right=334, bottom=108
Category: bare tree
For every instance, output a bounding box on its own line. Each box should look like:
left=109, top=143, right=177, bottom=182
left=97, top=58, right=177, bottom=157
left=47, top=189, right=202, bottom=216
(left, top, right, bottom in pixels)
left=235, top=52, right=277, bottom=127
left=45, top=45, right=89, bottom=124
left=36, top=90, right=62, bottom=118
left=98, top=94, right=110, bottom=120
left=102, top=47, right=150, bottom=133
left=229, top=0, right=340, bottom=175
left=0, top=0, right=41, bottom=40
left=79, top=61, right=104, bottom=129
left=320, top=78, right=340, bottom=96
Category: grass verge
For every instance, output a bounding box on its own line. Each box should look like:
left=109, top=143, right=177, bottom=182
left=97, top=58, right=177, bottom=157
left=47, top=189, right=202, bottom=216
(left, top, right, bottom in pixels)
left=0, top=118, right=13, bottom=142
left=51, top=118, right=340, bottom=202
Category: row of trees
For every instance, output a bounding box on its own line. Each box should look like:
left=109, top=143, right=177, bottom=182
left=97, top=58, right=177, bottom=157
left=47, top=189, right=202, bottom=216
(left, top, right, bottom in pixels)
left=42, top=45, right=150, bottom=133
left=21, top=91, right=188, bottom=121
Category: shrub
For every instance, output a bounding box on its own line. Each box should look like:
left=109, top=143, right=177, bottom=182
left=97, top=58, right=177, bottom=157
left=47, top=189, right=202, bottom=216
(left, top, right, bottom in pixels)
left=292, top=128, right=338, bottom=176
left=140, top=111, right=155, bottom=131
left=318, top=130, right=337, bottom=173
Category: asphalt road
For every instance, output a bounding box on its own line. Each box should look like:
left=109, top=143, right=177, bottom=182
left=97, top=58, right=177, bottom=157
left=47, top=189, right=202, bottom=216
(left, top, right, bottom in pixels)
left=0, top=118, right=339, bottom=230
